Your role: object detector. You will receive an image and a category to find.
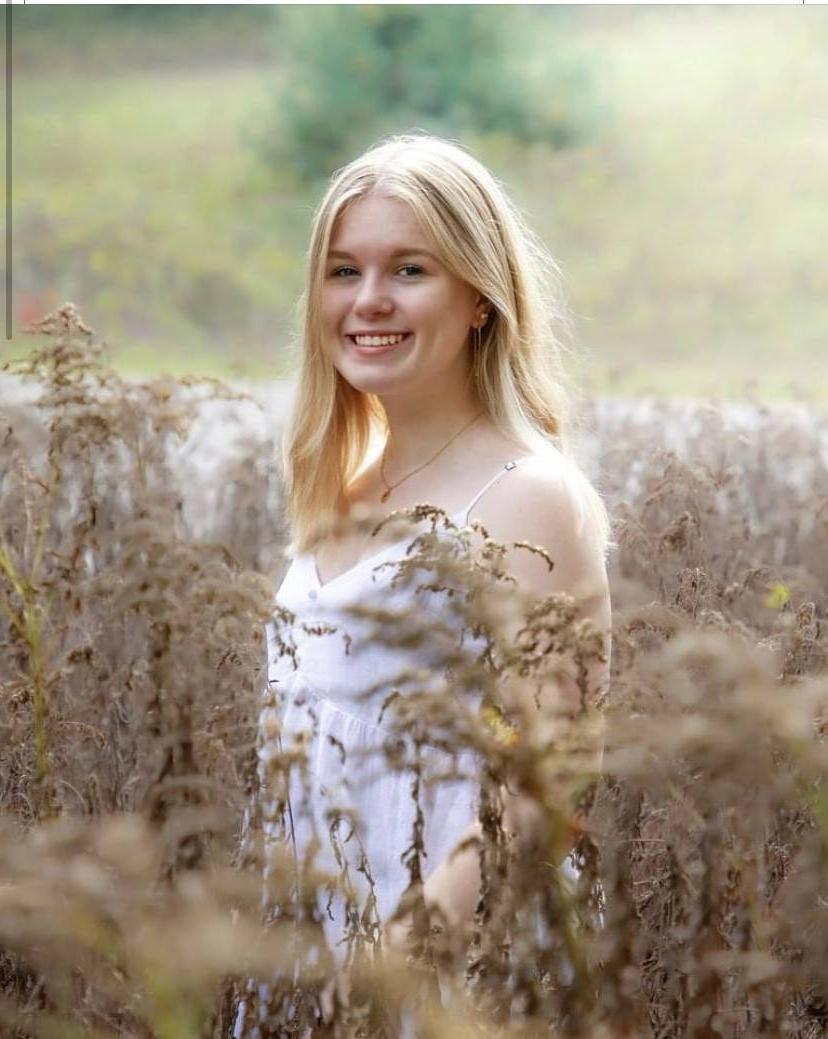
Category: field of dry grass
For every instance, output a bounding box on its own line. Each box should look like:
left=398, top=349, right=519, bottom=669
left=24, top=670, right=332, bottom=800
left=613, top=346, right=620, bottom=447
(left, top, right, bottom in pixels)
left=1, top=307, right=827, bottom=1037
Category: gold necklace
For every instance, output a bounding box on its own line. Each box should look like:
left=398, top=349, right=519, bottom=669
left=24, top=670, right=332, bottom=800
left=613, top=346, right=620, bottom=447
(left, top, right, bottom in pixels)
left=379, top=412, right=484, bottom=504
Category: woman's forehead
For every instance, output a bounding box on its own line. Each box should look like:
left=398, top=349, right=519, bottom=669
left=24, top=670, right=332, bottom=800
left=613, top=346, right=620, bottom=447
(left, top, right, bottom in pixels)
left=329, top=194, right=431, bottom=253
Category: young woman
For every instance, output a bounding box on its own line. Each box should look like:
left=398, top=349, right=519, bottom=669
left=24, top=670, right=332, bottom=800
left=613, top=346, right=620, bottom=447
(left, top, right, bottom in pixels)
left=258, top=132, right=611, bottom=981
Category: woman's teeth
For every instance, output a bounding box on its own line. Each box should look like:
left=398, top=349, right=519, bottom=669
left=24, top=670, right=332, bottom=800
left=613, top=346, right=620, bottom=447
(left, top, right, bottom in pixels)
left=353, top=333, right=407, bottom=347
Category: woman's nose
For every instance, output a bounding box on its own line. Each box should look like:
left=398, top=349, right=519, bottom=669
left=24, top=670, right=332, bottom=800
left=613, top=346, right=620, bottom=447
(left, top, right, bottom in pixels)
left=353, top=274, right=393, bottom=316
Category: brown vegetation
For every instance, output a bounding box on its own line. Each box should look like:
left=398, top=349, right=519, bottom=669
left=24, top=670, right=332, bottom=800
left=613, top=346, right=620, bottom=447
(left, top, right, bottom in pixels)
left=1, top=305, right=826, bottom=1037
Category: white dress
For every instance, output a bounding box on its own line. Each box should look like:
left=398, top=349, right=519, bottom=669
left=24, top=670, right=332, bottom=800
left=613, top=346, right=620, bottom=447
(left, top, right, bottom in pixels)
left=256, top=455, right=581, bottom=960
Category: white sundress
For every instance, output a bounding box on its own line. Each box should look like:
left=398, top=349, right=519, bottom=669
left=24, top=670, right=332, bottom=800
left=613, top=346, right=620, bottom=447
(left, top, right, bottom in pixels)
left=256, top=455, right=581, bottom=958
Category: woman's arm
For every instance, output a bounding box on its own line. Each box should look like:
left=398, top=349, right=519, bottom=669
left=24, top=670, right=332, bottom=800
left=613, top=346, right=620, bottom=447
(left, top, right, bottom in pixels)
left=384, top=457, right=612, bottom=949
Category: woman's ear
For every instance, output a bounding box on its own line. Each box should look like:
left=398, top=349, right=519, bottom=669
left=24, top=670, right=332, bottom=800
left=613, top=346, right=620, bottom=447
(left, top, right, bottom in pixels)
left=473, top=299, right=491, bottom=327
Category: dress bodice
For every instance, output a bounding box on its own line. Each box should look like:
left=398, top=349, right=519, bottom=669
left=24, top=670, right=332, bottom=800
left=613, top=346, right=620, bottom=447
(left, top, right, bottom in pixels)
left=256, top=455, right=581, bottom=959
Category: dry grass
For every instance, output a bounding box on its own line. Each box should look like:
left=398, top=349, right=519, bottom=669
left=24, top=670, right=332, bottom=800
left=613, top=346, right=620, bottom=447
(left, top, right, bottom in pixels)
left=0, top=305, right=827, bottom=1037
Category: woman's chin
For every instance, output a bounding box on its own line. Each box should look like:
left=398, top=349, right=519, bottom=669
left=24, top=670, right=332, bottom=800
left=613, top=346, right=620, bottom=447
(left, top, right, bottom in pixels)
left=336, top=359, right=414, bottom=395
left=346, top=374, right=407, bottom=397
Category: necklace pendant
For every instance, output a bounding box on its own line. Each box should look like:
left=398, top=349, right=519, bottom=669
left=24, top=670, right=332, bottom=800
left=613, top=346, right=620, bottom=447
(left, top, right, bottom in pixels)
left=380, top=489, right=391, bottom=503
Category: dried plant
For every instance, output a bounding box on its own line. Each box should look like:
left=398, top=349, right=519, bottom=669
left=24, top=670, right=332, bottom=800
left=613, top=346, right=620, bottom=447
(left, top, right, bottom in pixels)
left=0, top=305, right=826, bottom=1038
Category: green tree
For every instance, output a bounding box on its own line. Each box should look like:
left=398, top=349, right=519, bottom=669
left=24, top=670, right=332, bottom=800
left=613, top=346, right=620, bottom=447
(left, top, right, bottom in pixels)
left=259, top=6, right=601, bottom=183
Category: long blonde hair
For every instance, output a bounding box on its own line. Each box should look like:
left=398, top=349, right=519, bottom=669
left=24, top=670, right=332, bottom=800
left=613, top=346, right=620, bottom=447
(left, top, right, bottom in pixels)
left=281, top=132, right=608, bottom=556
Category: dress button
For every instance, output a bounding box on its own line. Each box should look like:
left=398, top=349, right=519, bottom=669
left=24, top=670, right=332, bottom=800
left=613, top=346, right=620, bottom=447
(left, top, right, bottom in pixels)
left=308, top=589, right=318, bottom=600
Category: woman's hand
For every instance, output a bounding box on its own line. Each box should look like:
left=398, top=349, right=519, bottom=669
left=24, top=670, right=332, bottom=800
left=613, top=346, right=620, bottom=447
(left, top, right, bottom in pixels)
left=381, top=914, right=414, bottom=965
left=382, top=876, right=469, bottom=970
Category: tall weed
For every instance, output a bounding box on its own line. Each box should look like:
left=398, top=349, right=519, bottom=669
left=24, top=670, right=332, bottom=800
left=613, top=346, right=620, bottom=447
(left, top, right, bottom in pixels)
left=0, top=305, right=826, bottom=1037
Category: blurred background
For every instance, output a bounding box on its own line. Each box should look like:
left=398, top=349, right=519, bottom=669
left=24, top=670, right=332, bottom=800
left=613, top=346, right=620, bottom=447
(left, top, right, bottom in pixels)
left=5, top=4, right=827, bottom=401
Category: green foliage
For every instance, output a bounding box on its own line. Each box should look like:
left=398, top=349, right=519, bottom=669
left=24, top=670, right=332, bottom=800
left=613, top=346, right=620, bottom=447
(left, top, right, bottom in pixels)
left=259, top=6, right=601, bottom=182
left=14, top=5, right=274, bottom=73
left=9, top=8, right=828, bottom=394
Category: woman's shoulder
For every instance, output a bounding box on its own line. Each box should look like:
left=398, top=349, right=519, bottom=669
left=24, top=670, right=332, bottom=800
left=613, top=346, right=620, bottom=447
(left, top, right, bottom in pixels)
left=512, top=445, right=603, bottom=520
left=473, top=444, right=610, bottom=596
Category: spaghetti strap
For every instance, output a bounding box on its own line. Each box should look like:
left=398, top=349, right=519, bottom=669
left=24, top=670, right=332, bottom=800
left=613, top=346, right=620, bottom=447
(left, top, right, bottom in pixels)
left=459, top=458, right=521, bottom=525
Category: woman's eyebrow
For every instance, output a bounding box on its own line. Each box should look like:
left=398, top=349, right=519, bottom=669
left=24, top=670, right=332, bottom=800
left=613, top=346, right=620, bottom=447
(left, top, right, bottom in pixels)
left=327, top=247, right=438, bottom=261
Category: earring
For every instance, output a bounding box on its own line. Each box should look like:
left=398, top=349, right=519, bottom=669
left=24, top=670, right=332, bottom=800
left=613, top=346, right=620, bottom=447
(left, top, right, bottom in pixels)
left=472, top=319, right=484, bottom=349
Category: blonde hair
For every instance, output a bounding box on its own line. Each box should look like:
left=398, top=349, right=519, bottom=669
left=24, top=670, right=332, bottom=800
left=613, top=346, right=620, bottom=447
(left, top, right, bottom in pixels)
left=281, top=132, right=608, bottom=556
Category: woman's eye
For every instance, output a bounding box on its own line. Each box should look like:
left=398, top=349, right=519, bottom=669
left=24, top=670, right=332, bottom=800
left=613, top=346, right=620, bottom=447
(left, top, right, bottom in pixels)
left=328, top=263, right=424, bottom=278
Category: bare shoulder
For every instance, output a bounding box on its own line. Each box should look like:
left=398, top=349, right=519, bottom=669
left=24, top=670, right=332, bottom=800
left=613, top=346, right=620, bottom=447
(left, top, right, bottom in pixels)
left=471, top=448, right=610, bottom=614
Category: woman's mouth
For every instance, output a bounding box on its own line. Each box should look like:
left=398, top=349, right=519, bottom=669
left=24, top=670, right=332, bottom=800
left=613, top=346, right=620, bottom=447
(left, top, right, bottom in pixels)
left=347, top=332, right=412, bottom=357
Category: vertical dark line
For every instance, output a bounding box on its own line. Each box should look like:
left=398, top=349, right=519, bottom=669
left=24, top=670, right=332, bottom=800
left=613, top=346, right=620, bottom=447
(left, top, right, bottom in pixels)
left=4, top=0, right=11, bottom=339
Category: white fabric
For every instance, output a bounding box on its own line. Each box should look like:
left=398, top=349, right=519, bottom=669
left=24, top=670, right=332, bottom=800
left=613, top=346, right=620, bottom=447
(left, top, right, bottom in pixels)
left=258, top=455, right=580, bottom=959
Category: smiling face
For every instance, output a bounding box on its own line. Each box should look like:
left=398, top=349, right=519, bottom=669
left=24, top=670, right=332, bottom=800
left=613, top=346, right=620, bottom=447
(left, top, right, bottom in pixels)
left=320, top=192, right=482, bottom=399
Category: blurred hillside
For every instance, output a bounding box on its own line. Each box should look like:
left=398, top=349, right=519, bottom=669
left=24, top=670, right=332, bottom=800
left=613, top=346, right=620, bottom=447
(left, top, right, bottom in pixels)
left=5, top=5, right=827, bottom=401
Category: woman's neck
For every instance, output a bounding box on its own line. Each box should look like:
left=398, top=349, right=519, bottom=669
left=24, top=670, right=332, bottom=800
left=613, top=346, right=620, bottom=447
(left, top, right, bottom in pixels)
left=380, top=394, right=484, bottom=479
